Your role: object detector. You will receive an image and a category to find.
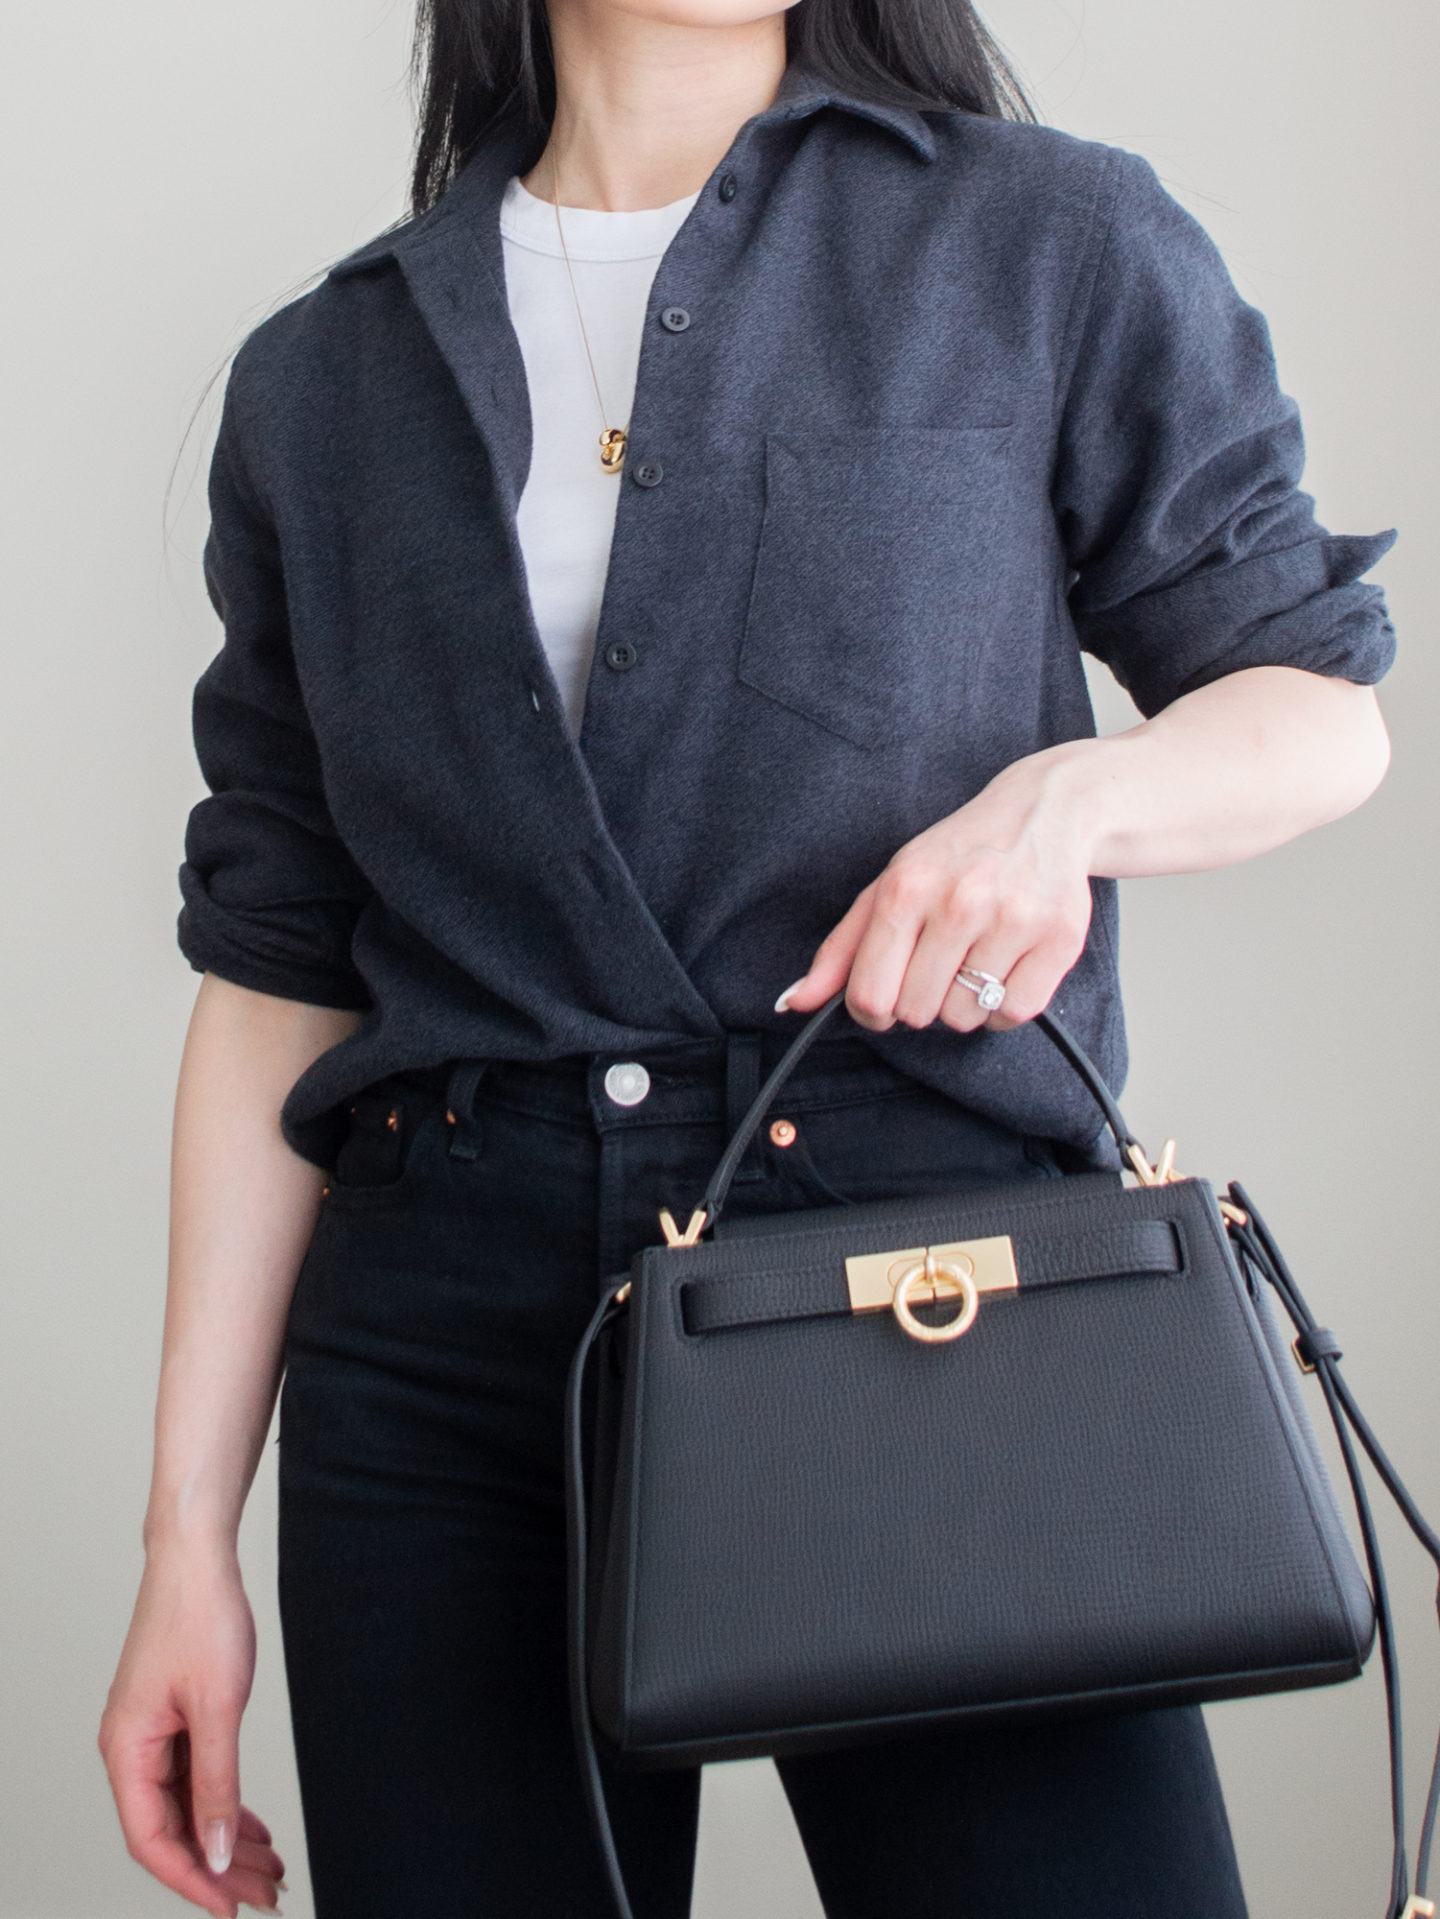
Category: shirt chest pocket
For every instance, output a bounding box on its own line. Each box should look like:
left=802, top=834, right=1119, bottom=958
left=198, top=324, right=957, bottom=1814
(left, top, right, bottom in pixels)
left=737, top=425, right=1019, bottom=749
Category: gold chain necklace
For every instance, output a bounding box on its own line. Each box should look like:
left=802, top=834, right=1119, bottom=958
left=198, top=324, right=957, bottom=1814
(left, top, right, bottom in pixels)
left=548, top=150, right=627, bottom=475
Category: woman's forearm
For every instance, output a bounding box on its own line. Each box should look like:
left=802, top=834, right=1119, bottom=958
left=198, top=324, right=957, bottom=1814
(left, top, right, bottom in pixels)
left=144, top=974, right=362, bottom=1558
left=1002, top=665, right=1392, bottom=881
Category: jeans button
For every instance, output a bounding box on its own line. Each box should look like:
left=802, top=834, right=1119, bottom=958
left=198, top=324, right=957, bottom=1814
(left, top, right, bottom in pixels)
left=604, top=1062, right=652, bottom=1107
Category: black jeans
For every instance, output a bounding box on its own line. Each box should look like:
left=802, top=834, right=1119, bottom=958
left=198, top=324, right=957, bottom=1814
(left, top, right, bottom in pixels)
left=277, top=1032, right=1248, bottom=1918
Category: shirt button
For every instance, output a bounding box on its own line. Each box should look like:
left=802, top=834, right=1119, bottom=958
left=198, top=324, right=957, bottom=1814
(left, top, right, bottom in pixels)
left=659, top=306, right=691, bottom=333
left=604, top=640, right=639, bottom=672
left=718, top=173, right=738, bottom=203
left=631, top=460, right=664, bottom=488
left=604, top=1062, right=651, bottom=1107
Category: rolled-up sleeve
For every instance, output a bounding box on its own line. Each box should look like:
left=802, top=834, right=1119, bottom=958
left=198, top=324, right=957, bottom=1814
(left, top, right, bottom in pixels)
left=1055, top=149, right=1396, bottom=719
left=176, top=375, right=373, bottom=1008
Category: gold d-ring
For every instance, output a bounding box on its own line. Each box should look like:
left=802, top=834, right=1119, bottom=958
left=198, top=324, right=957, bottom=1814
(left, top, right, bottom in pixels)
left=892, top=1256, right=980, bottom=1344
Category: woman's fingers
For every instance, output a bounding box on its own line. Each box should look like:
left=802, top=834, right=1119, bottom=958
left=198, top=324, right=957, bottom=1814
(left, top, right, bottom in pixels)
left=236, top=1807, right=273, bottom=1848
left=216, top=1858, right=283, bottom=1912
left=230, top=1834, right=286, bottom=1884
left=977, top=931, right=1088, bottom=1034
left=775, top=882, right=877, bottom=1014
left=837, top=852, right=992, bottom=1031
left=185, top=1699, right=244, bottom=1879
left=105, top=1725, right=239, bottom=1919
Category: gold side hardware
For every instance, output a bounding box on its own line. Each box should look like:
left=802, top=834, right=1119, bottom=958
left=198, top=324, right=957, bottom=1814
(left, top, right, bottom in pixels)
left=1127, top=1139, right=1182, bottom=1187
left=614, top=1281, right=632, bottom=1304
left=1401, top=1899, right=1436, bottom=1919
left=769, top=1118, right=797, bottom=1148
left=659, top=1206, right=708, bottom=1248
left=1130, top=1141, right=1249, bottom=1229
left=846, top=1237, right=1016, bottom=1344
left=1292, top=1334, right=1316, bottom=1376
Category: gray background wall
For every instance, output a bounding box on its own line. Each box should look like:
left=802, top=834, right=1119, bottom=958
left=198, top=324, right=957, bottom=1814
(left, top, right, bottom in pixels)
left=1, top=1, right=1434, bottom=1913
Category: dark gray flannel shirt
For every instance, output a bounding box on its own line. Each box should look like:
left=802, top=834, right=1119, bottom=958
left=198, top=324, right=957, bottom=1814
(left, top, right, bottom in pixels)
left=178, top=52, right=1397, bottom=1164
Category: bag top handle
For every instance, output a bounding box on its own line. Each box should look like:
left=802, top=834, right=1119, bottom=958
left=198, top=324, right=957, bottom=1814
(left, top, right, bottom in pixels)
left=687, top=990, right=1150, bottom=1238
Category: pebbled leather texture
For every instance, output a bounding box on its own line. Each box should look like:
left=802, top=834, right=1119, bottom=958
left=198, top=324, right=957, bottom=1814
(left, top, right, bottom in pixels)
left=585, top=1174, right=1374, bottom=1765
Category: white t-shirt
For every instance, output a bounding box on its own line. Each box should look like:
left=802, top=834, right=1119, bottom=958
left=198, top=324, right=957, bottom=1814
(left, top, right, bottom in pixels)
left=499, top=174, right=701, bottom=736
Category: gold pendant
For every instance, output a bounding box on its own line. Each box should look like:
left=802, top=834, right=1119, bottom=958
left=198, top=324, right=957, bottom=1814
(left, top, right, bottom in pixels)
left=599, top=426, right=627, bottom=474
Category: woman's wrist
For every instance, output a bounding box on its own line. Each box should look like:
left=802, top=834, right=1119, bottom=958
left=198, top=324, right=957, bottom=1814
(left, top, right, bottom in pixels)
left=142, top=1493, right=244, bottom=1566
left=978, top=733, right=1133, bottom=875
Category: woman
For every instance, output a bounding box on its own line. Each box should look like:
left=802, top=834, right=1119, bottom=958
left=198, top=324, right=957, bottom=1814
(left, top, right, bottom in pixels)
left=98, top=0, right=1396, bottom=1910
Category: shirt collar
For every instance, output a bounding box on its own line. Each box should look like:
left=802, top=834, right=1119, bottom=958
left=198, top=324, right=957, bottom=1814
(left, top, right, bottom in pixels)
left=766, top=51, right=938, bottom=162
left=330, top=53, right=935, bottom=280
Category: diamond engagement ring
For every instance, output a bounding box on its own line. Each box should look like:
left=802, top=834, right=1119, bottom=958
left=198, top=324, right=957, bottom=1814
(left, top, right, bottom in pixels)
left=954, top=966, right=1007, bottom=1013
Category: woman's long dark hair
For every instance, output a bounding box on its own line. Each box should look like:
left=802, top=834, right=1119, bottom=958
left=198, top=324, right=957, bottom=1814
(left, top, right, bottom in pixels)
left=410, top=0, right=1032, bottom=215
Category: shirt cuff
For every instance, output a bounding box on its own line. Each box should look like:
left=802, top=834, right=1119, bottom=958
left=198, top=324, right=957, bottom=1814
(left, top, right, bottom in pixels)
left=1079, top=528, right=1397, bottom=717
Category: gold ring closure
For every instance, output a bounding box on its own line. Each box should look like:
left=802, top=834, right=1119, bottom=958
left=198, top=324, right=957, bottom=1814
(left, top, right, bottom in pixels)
left=890, top=1251, right=980, bottom=1344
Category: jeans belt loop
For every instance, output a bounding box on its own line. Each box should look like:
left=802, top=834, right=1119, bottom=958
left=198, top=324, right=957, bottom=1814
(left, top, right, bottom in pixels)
left=725, top=1031, right=766, bottom=1184
left=444, top=1061, right=489, bottom=1161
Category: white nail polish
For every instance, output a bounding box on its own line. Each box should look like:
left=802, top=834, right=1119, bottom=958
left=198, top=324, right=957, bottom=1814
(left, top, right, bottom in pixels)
left=774, top=978, right=807, bottom=1013
left=204, top=1821, right=234, bottom=1876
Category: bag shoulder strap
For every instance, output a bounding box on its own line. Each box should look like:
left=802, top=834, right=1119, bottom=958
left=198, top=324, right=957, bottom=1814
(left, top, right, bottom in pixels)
left=1226, top=1184, right=1440, bottom=1919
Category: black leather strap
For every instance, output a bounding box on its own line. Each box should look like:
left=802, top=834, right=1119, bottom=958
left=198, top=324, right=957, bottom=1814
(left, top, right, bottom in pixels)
left=680, top=1220, right=1181, bottom=1337
left=699, top=993, right=1145, bottom=1233
left=1227, top=1183, right=1440, bottom=1919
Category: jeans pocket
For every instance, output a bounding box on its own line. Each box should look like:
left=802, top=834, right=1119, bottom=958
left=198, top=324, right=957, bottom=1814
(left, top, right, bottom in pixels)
left=326, top=1081, right=441, bottom=1206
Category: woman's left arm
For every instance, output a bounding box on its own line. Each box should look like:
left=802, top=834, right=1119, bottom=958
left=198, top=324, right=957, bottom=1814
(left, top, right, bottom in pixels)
left=778, top=665, right=1390, bottom=1035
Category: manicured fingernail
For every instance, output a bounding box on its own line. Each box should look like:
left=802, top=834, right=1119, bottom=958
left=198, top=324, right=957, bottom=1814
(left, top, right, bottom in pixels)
left=204, top=1820, right=233, bottom=1875
left=774, top=978, right=807, bottom=1013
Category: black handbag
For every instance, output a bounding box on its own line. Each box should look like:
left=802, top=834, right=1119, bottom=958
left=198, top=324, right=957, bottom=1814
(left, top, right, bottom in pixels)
left=566, top=991, right=1440, bottom=1918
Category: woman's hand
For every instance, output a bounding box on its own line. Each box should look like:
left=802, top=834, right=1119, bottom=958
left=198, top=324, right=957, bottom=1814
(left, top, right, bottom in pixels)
left=100, top=1547, right=283, bottom=1917
left=777, top=744, right=1097, bottom=1036
left=777, top=667, right=1390, bottom=1034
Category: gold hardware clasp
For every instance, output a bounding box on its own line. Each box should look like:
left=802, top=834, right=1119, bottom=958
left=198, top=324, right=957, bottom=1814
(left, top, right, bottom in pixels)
left=658, top=1206, right=707, bottom=1248
left=845, top=1237, right=1016, bottom=1344
left=1400, top=1898, right=1435, bottom=1919
left=892, top=1257, right=980, bottom=1344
